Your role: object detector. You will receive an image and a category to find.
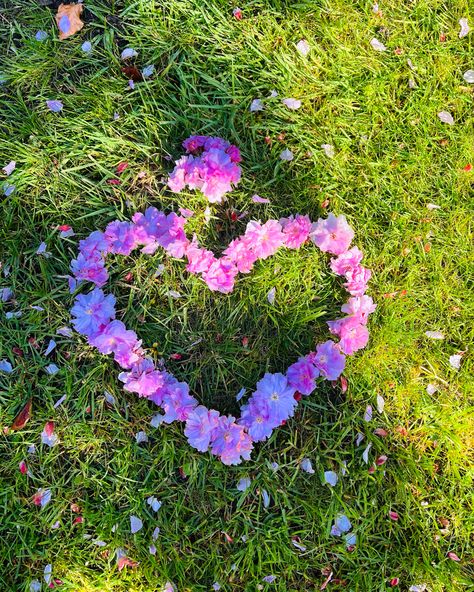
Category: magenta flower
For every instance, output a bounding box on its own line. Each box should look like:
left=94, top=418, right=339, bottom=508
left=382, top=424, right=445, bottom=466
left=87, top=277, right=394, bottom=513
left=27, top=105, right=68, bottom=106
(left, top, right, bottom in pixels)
left=252, top=373, right=297, bottom=424
left=211, top=416, right=253, bottom=465
left=280, top=214, right=312, bottom=249
left=313, top=340, right=346, bottom=380
left=286, top=356, right=320, bottom=395
left=160, top=381, right=198, bottom=423
left=89, top=320, right=138, bottom=355
left=71, top=288, right=116, bottom=337
left=113, top=341, right=143, bottom=369
left=184, top=405, right=220, bottom=451
left=239, top=398, right=276, bottom=441
left=79, top=230, right=109, bottom=259
left=341, top=295, right=376, bottom=324
left=185, top=239, right=216, bottom=274
left=118, top=359, right=167, bottom=397
left=104, top=220, right=136, bottom=255
left=311, top=213, right=354, bottom=255
left=202, top=259, right=238, bottom=293
left=245, top=220, right=285, bottom=259
left=344, top=265, right=372, bottom=296
left=223, top=237, right=258, bottom=273
left=70, top=253, right=108, bottom=287
left=327, top=317, right=369, bottom=355
left=330, top=246, right=363, bottom=275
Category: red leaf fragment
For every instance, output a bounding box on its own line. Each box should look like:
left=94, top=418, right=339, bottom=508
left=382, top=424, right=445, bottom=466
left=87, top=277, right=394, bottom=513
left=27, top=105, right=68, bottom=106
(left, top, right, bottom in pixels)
left=241, top=336, right=249, bottom=348
left=294, top=392, right=302, bottom=401
left=19, top=460, right=27, bottom=474
left=107, top=179, right=121, bottom=185
left=11, top=399, right=32, bottom=430
left=463, top=163, right=472, bottom=172
left=389, top=578, right=399, bottom=586
left=389, top=510, right=399, bottom=521
left=340, top=375, right=348, bottom=393
left=233, top=7, right=243, bottom=20
left=222, top=531, right=233, bottom=543
left=44, top=421, right=55, bottom=437
left=58, top=224, right=72, bottom=232
left=170, top=353, right=182, bottom=361
left=116, top=162, right=129, bottom=174
left=73, top=516, right=84, bottom=524
left=447, top=551, right=460, bottom=562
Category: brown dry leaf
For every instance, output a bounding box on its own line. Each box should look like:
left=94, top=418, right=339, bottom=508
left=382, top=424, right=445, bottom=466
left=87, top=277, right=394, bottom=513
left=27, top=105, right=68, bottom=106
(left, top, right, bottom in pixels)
left=121, top=66, right=143, bottom=82
left=11, top=398, right=32, bottom=430
left=55, top=3, right=84, bottom=40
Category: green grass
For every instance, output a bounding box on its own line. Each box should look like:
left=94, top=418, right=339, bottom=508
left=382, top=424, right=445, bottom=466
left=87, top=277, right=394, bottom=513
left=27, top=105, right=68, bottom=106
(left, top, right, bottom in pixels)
left=0, top=0, right=473, bottom=590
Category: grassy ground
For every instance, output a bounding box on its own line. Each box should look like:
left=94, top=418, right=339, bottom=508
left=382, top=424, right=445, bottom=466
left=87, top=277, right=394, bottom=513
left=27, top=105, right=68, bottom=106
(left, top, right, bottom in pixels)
left=0, top=0, right=473, bottom=590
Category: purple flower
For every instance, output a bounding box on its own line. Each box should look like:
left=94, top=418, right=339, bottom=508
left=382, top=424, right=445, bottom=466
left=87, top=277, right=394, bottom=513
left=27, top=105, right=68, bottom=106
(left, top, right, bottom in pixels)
left=313, top=340, right=345, bottom=380
left=311, top=213, right=354, bottom=255
left=286, top=356, right=320, bottom=395
left=330, top=246, right=363, bottom=275
left=118, top=359, right=166, bottom=397
left=71, top=288, right=116, bottom=337
left=46, top=100, right=63, bottom=113
left=202, top=259, right=238, bottom=293
left=240, top=398, right=276, bottom=441
left=70, top=253, right=108, bottom=287
left=211, top=415, right=253, bottom=465
left=79, top=230, right=109, bottom=259
left=252, top=372, right=297, bottom=424
left=89, top=320, right=138, bottom=355
left=104, top=220, right=136, bottom=255
left=341, top=295, right=376, bottom=324
left=280, top=214, right=312, bottom=249
left=344, top=265, right=372, bottom=296
left=327, top=317, right=369, bottom=355
left=184, top=405, right=220, bottom=451
left=160, top=381, right=198, bottom=422
left=245, top=220, right=285, bottom=259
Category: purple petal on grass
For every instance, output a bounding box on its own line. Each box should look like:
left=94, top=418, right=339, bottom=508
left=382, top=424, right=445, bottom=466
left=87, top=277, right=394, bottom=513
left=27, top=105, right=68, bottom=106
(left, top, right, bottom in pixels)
left=44, top=339, right=56, bottom=356
left=30, top=580, right=41, bottom=592
left=81, top=41, right=92, bottom=53
left=142, top=65, right=155, bottom=78
left=261, top=489, right=270, bottom=508
left=152, top=526, right=160, bottom=541
left=250, top=98, right=264, bottom=112
left=41, top=427, right=58, bottom=448
left=331, top=514, right=352, bottom=536
left=53, top=394, right=66, bottom=409
left=6, top=311, right=22, bottom=319
left=3, top=184, right=15, bottom=196
left=166, top=290, right=181, bottom=299
left=58, top=15, right=71, bottom=33
left=0, top=359, right=13, bottom=373
left=93, top=539, right=106, bottom=546
left=364, top=405, right=373, bottom=422
left=212, top=583, right=221, bottom=591
left=345, top=532, right=357, bottom=547
left=291, top=539, right=307, bottom=551
left=296, top=39, right=310, bottom=56
left=130, top=515, right=143, bottom=534
left=324, top=471, right=338, bottom=487
left=300, top=458, right=315, bottom=474
left=149, top=544, right=157, bottom=555
left=0, top=287, right=13, bottom=301
left=267, top=287, right=276, bottom=305
left=121, top=47, right=138, bottom=59
left=370, top=37, right=386, bottom=51
left=46, top=100, right=63, bottom=112
left=3, top=161, right=15, bottom=175
left=45, top=363, right=59, bottom=376
left=409, top=586, right=427, bottom=592
left=438, top=111, right=454, bottom=125
left=236, top=387, right=246, bottom=401
left=128, top=79, right=135, bottom=90
left=150, top=413, right=165, bottom=427
left=147, top=496, right=162, bottom=512
left=237, top=477, right=252, bottom=491
left=104, top=390, right=116, bottom=405
left=280, top=149, right=294, bottom=161
left=163, top=583, right=176, bottom=592
left=282, top=98, right=301, bottom=110
left=426, top=383, right=437, bottom=395
left=135, top=431, right=148, bottom=444
left=31, top=305, right=44, bottom=311
left=251, top=194, right=270, bottom=203
left=36, top=242, right=51, bottom=257
left=263, top=575, right=277, bottom=583
left=44, top=564, right=52, bottom=585
left=35, top=30, right=48, bottom=41
left=57, top=326, right=73, bottom=337
left=459, top=18, right=470, bottom=38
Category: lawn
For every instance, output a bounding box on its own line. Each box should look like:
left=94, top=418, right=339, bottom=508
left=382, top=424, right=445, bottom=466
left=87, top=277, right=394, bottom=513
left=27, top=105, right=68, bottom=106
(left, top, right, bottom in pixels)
left=0, top=0, right=473, bottom=590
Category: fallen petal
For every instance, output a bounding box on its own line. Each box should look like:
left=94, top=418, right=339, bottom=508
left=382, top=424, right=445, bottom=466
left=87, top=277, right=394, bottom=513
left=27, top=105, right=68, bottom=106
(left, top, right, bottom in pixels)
left=300, top=458, right=315, bottom=474
left=459, top=18, right=470, bottom=39
left=130, top=515, right=143, bottom=534
left=296, top=39, right=310, bottom=56
left=370, top=37, right=387, bottom=51
left=438, top=111, right=454, bottom=125
left=324, top=470, right=338, bottom=486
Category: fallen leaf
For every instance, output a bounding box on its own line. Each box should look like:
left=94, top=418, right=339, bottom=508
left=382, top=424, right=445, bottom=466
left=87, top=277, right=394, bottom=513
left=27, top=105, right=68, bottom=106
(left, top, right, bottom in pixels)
left=121, top=66, right=143, bottom=82
left=11, top=399, right=32, bottom=430
left=55, top=3, right=84, bottom=40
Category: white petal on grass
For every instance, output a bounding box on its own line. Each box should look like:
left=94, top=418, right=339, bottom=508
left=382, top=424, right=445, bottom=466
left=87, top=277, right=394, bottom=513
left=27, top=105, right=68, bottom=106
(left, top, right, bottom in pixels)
left=30, top=580, right=41, bottom=592
left=300, top=458, right=315, bottom=474
left=282, top=98, right=301, bottom=110
left=150, top=413, right=165, bottom=427
left=459, top=18, right=470, bottom=39
left=408, top=78, right=416, bottom=89
left=376, top=394, right=385, bottom=413
left=370, top=37, right=387, bottom=51
left=372, top=2, right=379, bottom=12
left=36, top=242, right=51, bottom=257
left=237, top=477, right=252, bottom=491
left=267, top=287, right=276, bottom=305
left=166, top=290, right=181, bottom=298
left=296, top=39, right=310, bottom=56
left=463, top=70, right=474, bottom=83
left=149, top=544, right=157, bottom=555
left=291, top=539, right=307, bottom=552
left=142, top=64, right=155, bottom=78
left=409, top=586, right=427, bottom=592
left=135, top=431, right=148, bottom=444
left=426, top=203, right=441, bottom=210
left=449, top=354, right=462, bottom=370
left=425, top=330, right=444, bottom=339
left=355, top=432, right=364, bottom=446
left=130, top=515, right=143, bottom=534
left=438, top=111, right=454, bottom=125
left=261, top=489, right=270, bottom=508
left=104, top=390, right=116, bottom=405
left=251, top=194, right=270, bottom=204
left=280, top=149, right=294, bottom=161
left=204, top=206, right=212, bottom=223
left=321, top=143, right=335, bottom=158
left=250, top=98, right=264, bottom=112
left=362, top=442, right=372, bottom=464
left=45, top=363, right=59, bottom=375
left=0, top=359, right=13, bottom=373
left=269, top=90, right=278, bottom=98
left=324, top=471, right=338, bottom=487
left=426, top=383, right=437, bottom=395
left=121, top=47, right=138, bottom=59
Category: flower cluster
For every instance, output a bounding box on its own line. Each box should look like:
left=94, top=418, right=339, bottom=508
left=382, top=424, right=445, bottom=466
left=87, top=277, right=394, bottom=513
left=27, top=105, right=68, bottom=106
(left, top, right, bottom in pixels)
left=168, top=135, right=242, bottom=203
left=69, top=208, right=375, bottom=464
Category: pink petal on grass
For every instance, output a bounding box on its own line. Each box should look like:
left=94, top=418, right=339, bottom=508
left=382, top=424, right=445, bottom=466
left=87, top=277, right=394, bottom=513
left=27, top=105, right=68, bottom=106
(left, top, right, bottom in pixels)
left=388, top=510, right=399, bottom=521
left=370, top=37, right=387, bottom=51
left=296, top=39, right=310, bottom=56
left=438, top=111, right=454, bottom=125
left=447, top=551, right=461, bottom=561
left=459, top=18, right=470, bottom=39
left=282, top=98, right=301, bottom=110
left=251, top=194, right=270, bottom=204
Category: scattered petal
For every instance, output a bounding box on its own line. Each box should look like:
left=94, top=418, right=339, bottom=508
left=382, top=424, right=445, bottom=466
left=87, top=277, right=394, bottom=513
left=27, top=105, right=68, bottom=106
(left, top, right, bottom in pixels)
left=370, top=37, right=387, bottom=51
left=459, top=18, right=470, bottom=39
left=438, top=111, right=454, bottom=125
left=81, top=40, right=92, bottom=53
left=321, top=144, right=335, bottom=158
left=53, top=394, right=66, bottom=409
left=364, top=405, right=373, bottom=422
left=425, top=330, right=444, bottom=339
left=34, top=488, right=52, bottom=508
left=46, top=100, right=63, bottom=113
left=282, top=98, right=301, bottom=110
left=355, top=432, right=364, bottom=446
left=426, top=383, right=437, bottom=395
left=362, top=442, right=372, bottom=464
left=236, top=387, right=246, bottom=401
left=44, top=339, right=56, bottom=356
left=233, top=7, right=243, bottom=20
left=135, top=431, right=148, bottom=444
left=300, top=458, right=315, bottom=474
left=463, top=69, right=474, bottom=83
left=57, top=326, right=73, bottom=337
left=409, top=586, right=427, bottom=592
left=130, top=515, right=143, bottom=534
left=296, top=39, right=310, bottom=56
left=147, top=496, right=162, bottom=512
left=376, top=455, right=388, bottom=466
left=447, top=551, right=461, bottom=561
left=280, top=148, right=294, bottom=161
left=212, top=583, right=221, bottom=591
left=3, top=183, right=15, bottom=196
left=376, top=394, right=385, bottom=413
left=44, top=564, right=52, bottom=585
left=41, top=421, right=59, bottom=447
left=104, top=390, right=116, bottom=405
left=19, top=460, right=27, bottom=474
left=152, top=526, right=160, bottom=540
left=426, top=203, right=441, bottom=210
left=36, top=241, right=51, bottom=257
left=30, top=580, right=41, bottom=592
left=291, top=537, right=307, bottom=552
left=374, top=428, right=388, bottom=437
left=263, top=575, right=277, bottom=584
left=121, top=47, right=138, bottom=60
left=141, top=64, right=155, bottom=78
left=149, top=544, right=157, bottom=555
left=0, top=359, right=13, bottom=373
left=3, top=160, right=15, bottom=175
left=237, top=477, right=252, bottom=491
left=11, top=399, right=32, bottom=430
left=345, top=532, right=357, bottom=547
left=45, top=363, right=60, bottom=375
left=267, top=287, right=276, bottom=305
left=449, top=354, right=462, bottom=369
left=150, top=413, right=165, bottom=427
left=251, top=194, right=270, bottom=204
left=324, top=471, right=338, bottom=486
left=389, top=510, right=399, bottom=520
left=166, top=290, right=181, bottom=299
left=261, top=489, right=270, bottom=508
left=250, top=99, right=264, bottom=112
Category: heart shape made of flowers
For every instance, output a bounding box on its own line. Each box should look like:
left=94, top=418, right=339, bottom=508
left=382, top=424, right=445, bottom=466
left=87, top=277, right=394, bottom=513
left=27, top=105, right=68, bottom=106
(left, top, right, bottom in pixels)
left=69, top=208, right=375, bottom=464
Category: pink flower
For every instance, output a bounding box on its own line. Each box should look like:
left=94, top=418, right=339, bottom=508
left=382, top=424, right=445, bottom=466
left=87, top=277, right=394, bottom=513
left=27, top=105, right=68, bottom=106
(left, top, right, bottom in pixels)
left=211, top=416, right=253, bottom=465
left=89, top=320, right=139, bottom=356
left=223, top=238, right=258, bottom=273
left=185, top=239, right=216, bottom=274
left=202, top=259, right=238, bottom=293
left=280, top=215, right=312, bottom=249
left=330, top=246, right=363, bottom=275
left=327, top=317, right=369, bottom=355
left=344, top=265, right=372, bottom=296
left=311, top=213, right=354, bottom=255
left=184, top=405, right=220, bottom=451
left=79, top=230, right=109, bottom=259
left=341, top=295, right=376, bottom=324
left=70, top=253, right=108, bottom=287
left=118, top=359, right=166, bottom=397
left=286, top=356, right=320, bottom=394
left=161, top=381, right=198, bottom=423
left=245, top=220, right=285, bottom=259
